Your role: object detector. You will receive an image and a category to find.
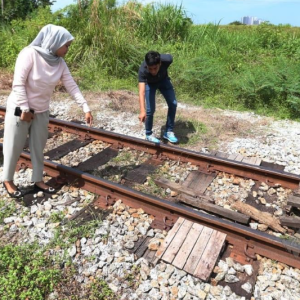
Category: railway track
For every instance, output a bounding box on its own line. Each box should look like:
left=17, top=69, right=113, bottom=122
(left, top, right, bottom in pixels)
left=0, top=106, right=300, bottom=272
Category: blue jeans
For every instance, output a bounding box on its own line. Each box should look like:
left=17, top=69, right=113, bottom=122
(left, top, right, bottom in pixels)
left=145, top=78, right=177, bottom=136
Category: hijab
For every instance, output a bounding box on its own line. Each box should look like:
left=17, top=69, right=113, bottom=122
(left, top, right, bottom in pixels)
left=30, top=24, right=74, bottom=66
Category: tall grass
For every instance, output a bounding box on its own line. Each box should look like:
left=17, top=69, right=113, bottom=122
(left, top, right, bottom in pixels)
left=1, top=1, right=300, bottom=119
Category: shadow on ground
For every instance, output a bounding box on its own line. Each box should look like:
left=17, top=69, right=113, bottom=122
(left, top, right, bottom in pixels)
left=160, top=120, right=196, bottom=145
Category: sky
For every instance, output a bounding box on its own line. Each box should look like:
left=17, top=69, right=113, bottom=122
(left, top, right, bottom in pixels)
left=51, top=0, right=300, bottom=27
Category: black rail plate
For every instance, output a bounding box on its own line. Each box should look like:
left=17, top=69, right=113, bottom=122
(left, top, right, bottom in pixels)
left=44, top=139, right=91, bottom=160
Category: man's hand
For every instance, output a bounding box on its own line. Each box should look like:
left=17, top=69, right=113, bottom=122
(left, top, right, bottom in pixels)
left=85, top=112, right=93, bottom=127
left=138, top=111, right=146, bottom=123
left=20, top=111, right=34, bottom=122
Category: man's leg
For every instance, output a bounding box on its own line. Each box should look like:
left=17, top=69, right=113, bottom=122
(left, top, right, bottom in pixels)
left=145, top=83, right=157, bottom=136
left=159, top=78, right=177, bottom=133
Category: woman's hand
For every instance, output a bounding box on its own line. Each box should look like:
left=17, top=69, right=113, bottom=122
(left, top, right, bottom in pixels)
left=20, top=111, right=34, bottom=122
left=85, top=112, right=93, bottom=127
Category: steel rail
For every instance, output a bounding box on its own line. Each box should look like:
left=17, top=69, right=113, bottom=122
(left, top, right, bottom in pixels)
left=6, top=148, right=300, bottom=270
left=0, top=106, right=299, bottom=189
left=45, top=117, right=300, bottom=190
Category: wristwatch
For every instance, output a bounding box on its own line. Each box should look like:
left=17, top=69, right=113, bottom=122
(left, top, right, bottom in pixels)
left=22, top=109, right=30, bottom=113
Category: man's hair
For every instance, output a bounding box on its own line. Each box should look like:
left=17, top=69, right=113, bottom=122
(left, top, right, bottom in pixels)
left=145, top=51, right=161, bottom=66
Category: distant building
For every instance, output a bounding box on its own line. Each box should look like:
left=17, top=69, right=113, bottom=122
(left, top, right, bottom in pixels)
left=242, top=16, right=264, bottom=25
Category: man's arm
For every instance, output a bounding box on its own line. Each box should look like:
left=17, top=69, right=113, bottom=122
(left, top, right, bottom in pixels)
left=138, top=82, right=146, bottom=123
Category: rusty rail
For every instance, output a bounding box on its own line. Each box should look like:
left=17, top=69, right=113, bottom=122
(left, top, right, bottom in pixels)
left=8, top=149, right=300, bottom=270
left=0, top=106, right=299, bottom=189
left=1, top=105, right=300, bottom=269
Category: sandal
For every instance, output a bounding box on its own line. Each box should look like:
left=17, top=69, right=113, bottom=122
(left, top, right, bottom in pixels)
left=3, top=182, right=23, bottom=199
left=34, top=183, right=56, bottom=194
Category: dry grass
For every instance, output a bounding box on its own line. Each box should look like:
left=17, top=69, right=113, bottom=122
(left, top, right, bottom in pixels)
left=0, top=70, right=13, bottom=91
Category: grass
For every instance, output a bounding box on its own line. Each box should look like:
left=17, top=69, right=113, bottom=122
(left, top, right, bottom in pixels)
left=0, top=200, right=17, bottom=224
left=0, top=194, right=117, bottom=300
left=0, top=242, right=62, bottom=300
left=1, top=2, right=300, bottom=120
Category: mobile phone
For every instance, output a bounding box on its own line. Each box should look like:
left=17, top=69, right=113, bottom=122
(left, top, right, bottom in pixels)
left=14, top=107, right=22, bottom=117
left=14, top=107, right=34, bottom=116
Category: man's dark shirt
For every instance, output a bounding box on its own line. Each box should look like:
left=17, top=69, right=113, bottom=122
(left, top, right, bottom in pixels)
left=138, top=54, right=173, bottom=84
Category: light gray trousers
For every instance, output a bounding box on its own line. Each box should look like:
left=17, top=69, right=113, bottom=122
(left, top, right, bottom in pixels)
left=3, top=107, right=49, bottom=182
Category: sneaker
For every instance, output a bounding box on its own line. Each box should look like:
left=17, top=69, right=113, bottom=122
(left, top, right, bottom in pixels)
left=163, top=131, right=178, bottom=143
left=146, top=135, right=160, bottom=143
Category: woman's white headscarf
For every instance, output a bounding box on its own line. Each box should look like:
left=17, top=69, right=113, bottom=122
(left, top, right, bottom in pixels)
left=30, top=24, right=74, bottom=66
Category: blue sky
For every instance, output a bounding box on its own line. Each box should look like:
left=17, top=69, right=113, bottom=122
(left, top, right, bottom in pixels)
left=52, top=0, right=300, bottom=27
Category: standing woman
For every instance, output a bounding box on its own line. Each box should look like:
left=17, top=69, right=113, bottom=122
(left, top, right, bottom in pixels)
left=3, top=24, right=93, bottom=198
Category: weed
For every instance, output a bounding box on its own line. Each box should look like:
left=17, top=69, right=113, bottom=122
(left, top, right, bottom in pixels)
left=49, top=211, right=65, bottom=223
left=0, top=199, right=17, bottom=224
left=0, top=243, right=61, bottom=300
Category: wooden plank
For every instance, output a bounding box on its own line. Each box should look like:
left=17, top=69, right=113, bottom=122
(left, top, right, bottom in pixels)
left=182, top=171, right=198, bottom=188
left=280, top=216, right=300, bottom=228
left=253, top=157, right=262, bottom=166
left=242, top=157, right=253, bottom=164
left=125, top=164, right=157, bottom=183
left=216, top=151, right=229, bottom=159
left=129, top=236, right=147, bottom=254
left=155, top=177, right=214, bottom=200
left=178, top=194, right=250, bottom=224
left=77, top=146, right=119, bottom=172
left=173, top=223, right=204, bottom=269
left=248, top=157, right=258, bottom=165
left=44, top=139, right=90, bottom=160
left=155, top=177, right=198, bottom=197
left=151, top=256, right=160, bottom=266
left=231, top=201, right=286, bottom=234
left=135, top=236, right=152, bottom=258
left=184, top=171, right=216, bottom=195
left=235, top=154, right=244, bottom=162
left=184, top=226, right=213, bottom=274
left=287, top=195, right=300, bottom=208
left=162, top=219, right=193, bottom=263
left=193, top=230, right=227, bottom=281
left=228, top=153, right=238, bottom=161
left=155, top=217, right=184, bottom=258
left=143, top=248, right=157, bottom=262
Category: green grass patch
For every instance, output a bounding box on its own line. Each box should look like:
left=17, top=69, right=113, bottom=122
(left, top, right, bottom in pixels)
left=0, top=243, right=61, bottom=300
left=0, top=199, right=17, bottom=224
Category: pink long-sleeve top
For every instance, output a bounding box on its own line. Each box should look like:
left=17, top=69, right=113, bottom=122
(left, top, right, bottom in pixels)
left=7, top=47, right=90, bottom=113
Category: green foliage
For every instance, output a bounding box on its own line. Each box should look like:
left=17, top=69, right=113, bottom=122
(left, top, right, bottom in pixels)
left=0, top=243, right=61, bottom=300
left=0, top=7, right=56, bottom=68
left=229, top=21, right=244, bottom=25
left=0, top=200, right=17, bottom=224
left=52, top=218, right=103, bottom=248
left=134, top=2, right=192, bottom=42
left=176, top=55, right=227, bottom=96
left=88, top=278, right=118, bottom=300
left=1, top=0, right=300, bottom=119
left=49, top=211, right=65, bottom=223
left=0, top=0, right=55, bottom=23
